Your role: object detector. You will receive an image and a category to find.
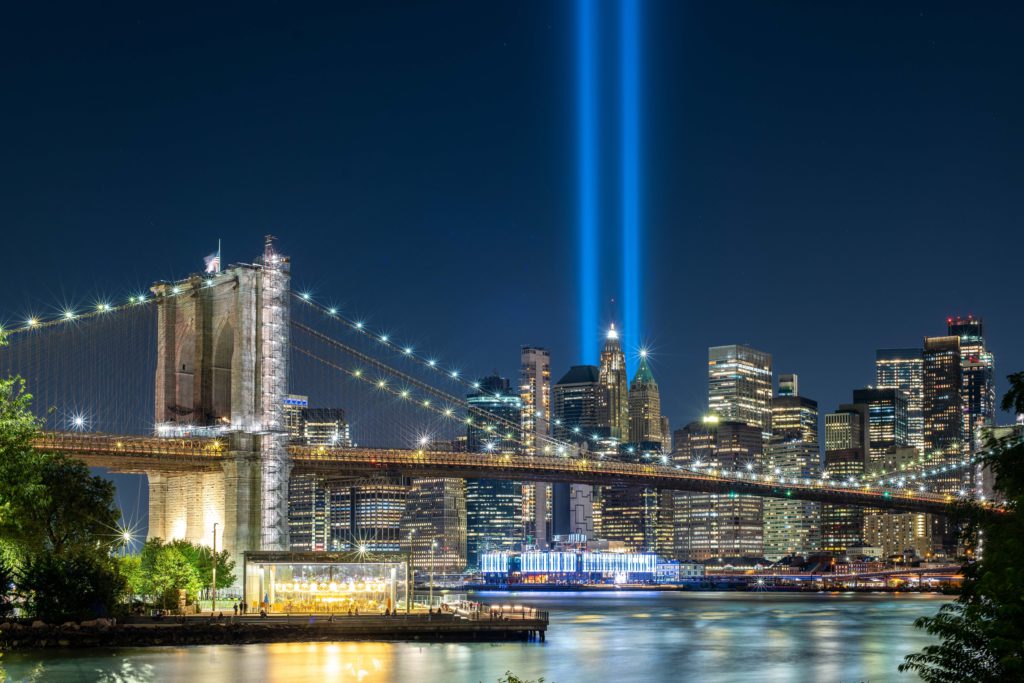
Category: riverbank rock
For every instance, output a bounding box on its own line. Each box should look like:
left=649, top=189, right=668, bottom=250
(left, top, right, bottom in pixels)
left=31, top=621, right=47, bottom=629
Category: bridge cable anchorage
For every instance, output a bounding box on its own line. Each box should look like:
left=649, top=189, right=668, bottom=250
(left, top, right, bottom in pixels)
left=290, top=321, right=571, bottom=453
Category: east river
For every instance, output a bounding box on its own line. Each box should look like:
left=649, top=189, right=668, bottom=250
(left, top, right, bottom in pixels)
left=1, top=591, right=947, bottom=682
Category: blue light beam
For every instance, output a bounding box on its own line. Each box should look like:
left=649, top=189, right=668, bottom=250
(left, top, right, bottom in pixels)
left=620, top=0, right=640, bottom=376
left=578, top=0, right=599, bottom=365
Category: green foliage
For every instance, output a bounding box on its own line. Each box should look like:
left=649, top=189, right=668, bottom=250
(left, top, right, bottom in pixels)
left=900, top=373, right=1024, bottom=681
left=137, top=538, right=204, bottom=608
left=118, top=554, right=144, bottom=597
left=19, top=552, right=127, bottom=622
left=167, top=539, right=236, bottom=590
left=0, top=556, right=14, bottom=618
left=495, top=673, right=547, bottom=683
left=0, top=375, right=126, bottom=621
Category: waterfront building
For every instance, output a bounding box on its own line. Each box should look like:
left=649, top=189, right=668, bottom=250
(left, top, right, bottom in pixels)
left=401, top=478, right=467, bottom=574
left=243, top=551, right=409, bottom=615
left=520, top=346, right=552, bottom=547
left=876, top=349, right=924, bottom=454
left=465, top=375, right=523, bottom=568
left=707, top=345, right=773, bottom=441
left=672, top=419, right=764, bottom=561
left=479, top=549, right=678, bottom=584
left=599, top=325, right=629, bottom=442
left=551, top=365, right=606, bottom=539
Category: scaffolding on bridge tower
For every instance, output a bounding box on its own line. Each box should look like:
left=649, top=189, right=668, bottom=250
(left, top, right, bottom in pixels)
left=258, top=235, right=291, bottom=551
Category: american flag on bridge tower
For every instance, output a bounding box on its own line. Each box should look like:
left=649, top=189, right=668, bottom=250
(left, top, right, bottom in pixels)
left=204, top=240, right=222, bottom=273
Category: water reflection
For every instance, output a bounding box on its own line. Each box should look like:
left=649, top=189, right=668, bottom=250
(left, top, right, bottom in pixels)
left=1, top=593, right=946, bottom=682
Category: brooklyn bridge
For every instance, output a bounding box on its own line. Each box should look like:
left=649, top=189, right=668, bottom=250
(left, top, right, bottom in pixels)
left=1, top=238, right=992, bottom=569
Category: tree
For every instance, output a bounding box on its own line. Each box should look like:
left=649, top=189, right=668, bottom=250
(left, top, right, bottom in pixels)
left=168, top=540, right=235, bottom=592
left=148, top=545, right=202, bottom=609
left=19, top=552, right=127, bottom=622
left=900, top=372, right=1024, bottom=681
left=0, top=556, right=14, bottom=618
left=0, top=377, right=120, bottom=563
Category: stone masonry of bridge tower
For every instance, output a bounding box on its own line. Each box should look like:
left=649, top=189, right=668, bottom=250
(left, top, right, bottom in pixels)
left=148, top=237, right=291, bottom=570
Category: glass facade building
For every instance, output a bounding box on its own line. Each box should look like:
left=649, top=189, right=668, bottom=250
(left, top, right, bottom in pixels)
left=243, top=551, right=408, bottom=614
left=876, top=349, right=924, bottom=454
left=707, top=345, right=773, bottom=441
left=465, top=375, right=523, bottom=569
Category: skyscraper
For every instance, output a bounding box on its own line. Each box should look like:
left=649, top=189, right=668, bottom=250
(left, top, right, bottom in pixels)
left=707, top=345, right=773, bottom=441
left=923, top=335, right=964, bottom=494
left=551, top=365, right=605, bottom=539
left=822, top=406, right=868, bottom=554
left=520, top=347, right=552, bottom=548
left=876, top=349, right=924, bottom=454
left=947, top=316, right=996, bottom=496
left=627, top=354, right=662, bottom=447
left=852, top=387, right=909, bottom=465
left=465, top=375, right=523, bottom=568
left=301, top=407, right=351, bottom=447
left=401, top=478, right=467, bottom=574
left=673, top=419, right=764, bottom=561
left=763, top=377, right=820, bottom=561
left=599, top=324, right=629, bottom=442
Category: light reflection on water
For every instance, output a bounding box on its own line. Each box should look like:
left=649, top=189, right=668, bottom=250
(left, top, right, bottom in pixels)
left=1, top=592, right=946, bottom=683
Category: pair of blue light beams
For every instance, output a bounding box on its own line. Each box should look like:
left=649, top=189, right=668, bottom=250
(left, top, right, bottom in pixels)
left=578, top=0, right=640, bottom=372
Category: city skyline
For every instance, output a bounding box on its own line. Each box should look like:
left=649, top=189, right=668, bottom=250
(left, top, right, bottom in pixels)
left=2, top=3, right=1022, bottom=446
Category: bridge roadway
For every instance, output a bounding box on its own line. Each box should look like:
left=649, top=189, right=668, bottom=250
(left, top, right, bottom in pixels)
left=33, top=431, right=969, bottom=515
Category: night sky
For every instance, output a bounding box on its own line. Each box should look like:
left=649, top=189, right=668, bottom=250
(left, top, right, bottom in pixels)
left=2, top=3, right=1022, bottom=522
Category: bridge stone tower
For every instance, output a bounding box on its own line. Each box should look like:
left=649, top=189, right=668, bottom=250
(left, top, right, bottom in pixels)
left=148, top=237, right=291, bottom=567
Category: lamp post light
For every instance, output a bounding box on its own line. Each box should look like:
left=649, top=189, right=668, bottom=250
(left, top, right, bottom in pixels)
left=212, top=523, right=219, bottom=614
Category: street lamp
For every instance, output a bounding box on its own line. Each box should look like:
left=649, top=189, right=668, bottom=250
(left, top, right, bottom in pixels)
left=212, top=523, right=219, bottom=613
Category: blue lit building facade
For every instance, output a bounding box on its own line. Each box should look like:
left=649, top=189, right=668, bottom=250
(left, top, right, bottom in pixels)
left=480, top=550, right=672, bottom=584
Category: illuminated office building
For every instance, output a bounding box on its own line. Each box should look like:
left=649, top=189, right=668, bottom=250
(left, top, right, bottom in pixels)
left=330, top=478, right=409, bottom=553
left=876, top=349, right=924, bottom=454
left=401, top=478, right=467, bottom=574
left=821, top=447, right=865, bottom=554
left=283, top=394, right=309, bottom=440
left=301, top=408, right=351, bottom=447
left=863, top=446, right=933, bottom=558
left=707, top=345, right=773, bottom=441
left=599, top=324, right=629, bottom=442
left=923, top=336, right=965, bottom=494
left=672, top=419, right=764, bottom=561
left=763, top=379, right=820, bottom=561
left=465, top=375, right=523, bottom=568
left=852, top=388, right=909, bottom=465
left=551, top=365, right=606, bottom=539
left=822, top=404, right=868, bottom=555
left=520, top=346, right=552, bottom=547
left=628, top=354, right=662, bottom=447
left=947, top=316, right=996, bottom=496
left=287, top=403, right=348, bottom=552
